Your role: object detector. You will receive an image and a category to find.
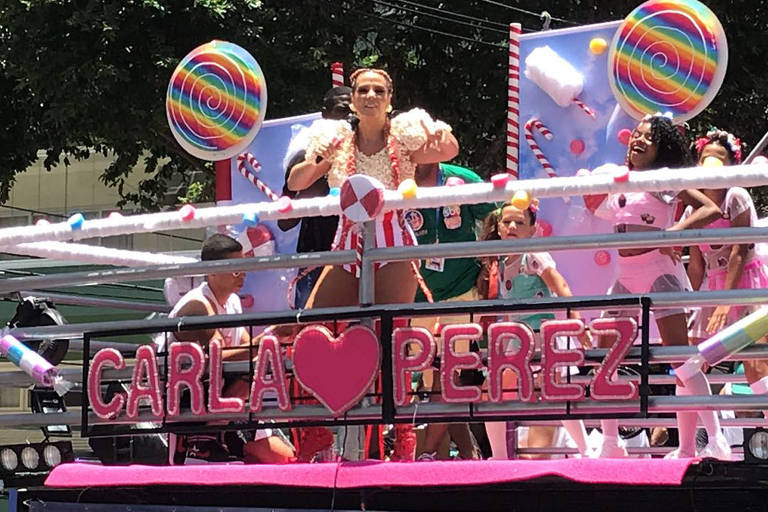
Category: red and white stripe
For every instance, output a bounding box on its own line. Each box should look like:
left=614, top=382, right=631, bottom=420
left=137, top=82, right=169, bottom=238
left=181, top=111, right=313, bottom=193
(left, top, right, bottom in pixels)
left=524, top=118, right=556, bottom=178
left=573, top=98, right=597, bottom=119
left=331, top=62, right=344, bottom=87
left=336, top=211, right=417, bottom=278
left=507, top=23, right=521, bottom=179
left=236, top=152, right=280, bottom=201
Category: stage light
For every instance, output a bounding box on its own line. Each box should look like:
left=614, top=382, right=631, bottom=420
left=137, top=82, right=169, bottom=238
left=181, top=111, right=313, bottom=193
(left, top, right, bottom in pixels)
left=1, top=448, right=18, bottom=471
left=21, top=446, right=40, bottom=470
left=43, top=444, right=62, bottom=467
left=743, top=428, right=768, bottom=463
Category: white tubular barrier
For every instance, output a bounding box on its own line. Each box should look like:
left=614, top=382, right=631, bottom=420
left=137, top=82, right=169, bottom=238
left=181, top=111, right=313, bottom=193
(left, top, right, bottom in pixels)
left=0, top=164, right=766, bottom=249
left=2, top=227, right=766, bottom=294
left=9, top=241, right=196, bottom=267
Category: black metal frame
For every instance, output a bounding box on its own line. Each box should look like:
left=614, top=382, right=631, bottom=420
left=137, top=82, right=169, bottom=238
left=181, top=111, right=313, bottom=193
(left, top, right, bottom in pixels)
left=81, top=295, right=650, bottom=437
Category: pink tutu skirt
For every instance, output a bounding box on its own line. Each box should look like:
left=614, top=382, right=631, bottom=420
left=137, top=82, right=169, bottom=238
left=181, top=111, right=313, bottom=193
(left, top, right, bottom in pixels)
left=689, top=259, right=768, bottom=340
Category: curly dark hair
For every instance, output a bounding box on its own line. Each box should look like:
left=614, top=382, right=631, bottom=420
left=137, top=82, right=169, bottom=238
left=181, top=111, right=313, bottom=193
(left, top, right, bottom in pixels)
left=627, top=116, right=691, bottom=170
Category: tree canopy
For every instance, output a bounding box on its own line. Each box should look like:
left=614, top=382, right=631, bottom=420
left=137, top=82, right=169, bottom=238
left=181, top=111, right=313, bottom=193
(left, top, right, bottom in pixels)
left=1, top=0, right=767, bottom=210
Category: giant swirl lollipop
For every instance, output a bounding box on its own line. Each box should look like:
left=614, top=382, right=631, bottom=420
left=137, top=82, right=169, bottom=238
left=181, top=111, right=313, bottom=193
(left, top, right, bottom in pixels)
left=166, top=41, right=267, bottom=161
left=608, top=0, right=727, bottom=123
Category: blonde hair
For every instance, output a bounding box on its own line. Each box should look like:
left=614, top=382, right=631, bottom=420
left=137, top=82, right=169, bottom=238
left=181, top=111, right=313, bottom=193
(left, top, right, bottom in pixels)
left=350, top=68, right=393, bottom=94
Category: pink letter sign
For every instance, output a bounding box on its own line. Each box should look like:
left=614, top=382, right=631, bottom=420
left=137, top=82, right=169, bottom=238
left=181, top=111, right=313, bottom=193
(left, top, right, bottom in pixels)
left=208, top=339, right=245, bottom=414
left=166, top=342, right=206, bottom=416
left=88, top=348, right=126, bottom=420
left=540, top=319, right=586, bottom=401
left=440, top=324, right=483, bottom=403
left=487, top=322, right=536, bottom=402
left=392, top=327, right=436, bottom=407
left=590, top=318, right=639, bottom=400
left=249, top=335, right=291, bottom=412
left=126, top=345, right=163, bottom=418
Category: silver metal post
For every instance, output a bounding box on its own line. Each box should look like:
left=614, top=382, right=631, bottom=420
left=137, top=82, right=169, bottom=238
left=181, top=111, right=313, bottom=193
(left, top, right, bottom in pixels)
left=14, top=291, right=170, bottom=313
left=0, top=250, right=355, bottom=294
left=745, top=129, right=768, bottom=163
left=358, top=221, right=376, bottom=307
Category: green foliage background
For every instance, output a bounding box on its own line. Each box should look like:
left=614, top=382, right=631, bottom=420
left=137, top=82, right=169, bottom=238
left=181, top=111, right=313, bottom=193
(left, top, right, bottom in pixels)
left=1, top=0, right=766, bottom=211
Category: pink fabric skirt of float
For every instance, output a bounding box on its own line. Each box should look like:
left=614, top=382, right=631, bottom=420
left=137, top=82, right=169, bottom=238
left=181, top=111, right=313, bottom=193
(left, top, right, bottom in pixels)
left=689, top=259, right=768, bottom=340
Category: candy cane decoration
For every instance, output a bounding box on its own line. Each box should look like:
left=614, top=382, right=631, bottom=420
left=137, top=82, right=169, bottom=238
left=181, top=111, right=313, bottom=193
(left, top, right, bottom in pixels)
left=331, top=62, right=344, bottom=87
left=506, top=23, right=521, bottom=179
left=525, top=118, right=556, bottom=178
left=237, top=152, right=280, bottom=201
left=573, top=98, right=597, bottom=119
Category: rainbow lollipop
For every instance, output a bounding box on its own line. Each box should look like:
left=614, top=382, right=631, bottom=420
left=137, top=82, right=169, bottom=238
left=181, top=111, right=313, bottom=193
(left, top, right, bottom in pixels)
left=608, top=0, right=728, bottom=123
left=166, top=40, right=267, bottom=161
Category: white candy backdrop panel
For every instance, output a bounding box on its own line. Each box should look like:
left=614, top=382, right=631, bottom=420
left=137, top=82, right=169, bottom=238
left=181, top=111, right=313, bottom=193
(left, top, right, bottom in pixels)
left=520, top=21, right=635, bottom=299
left=225, top=112, right=320, bottom=312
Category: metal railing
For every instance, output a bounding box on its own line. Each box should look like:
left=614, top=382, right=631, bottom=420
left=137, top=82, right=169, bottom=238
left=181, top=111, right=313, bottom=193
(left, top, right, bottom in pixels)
left=1, top=164, right=768, bottom=437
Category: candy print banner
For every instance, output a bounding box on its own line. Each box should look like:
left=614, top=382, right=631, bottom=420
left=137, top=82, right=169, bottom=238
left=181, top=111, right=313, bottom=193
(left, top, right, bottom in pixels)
left=225, top=112, right=321, bottom=313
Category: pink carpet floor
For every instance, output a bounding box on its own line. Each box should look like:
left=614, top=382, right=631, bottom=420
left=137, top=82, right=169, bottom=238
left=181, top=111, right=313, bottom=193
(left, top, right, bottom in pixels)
left=45, top=458, right=695, bottom=489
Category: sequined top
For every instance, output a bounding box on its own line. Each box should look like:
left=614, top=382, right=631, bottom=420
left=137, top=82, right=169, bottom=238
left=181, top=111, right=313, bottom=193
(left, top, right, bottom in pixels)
left=304, top=108, right=452, bottom=189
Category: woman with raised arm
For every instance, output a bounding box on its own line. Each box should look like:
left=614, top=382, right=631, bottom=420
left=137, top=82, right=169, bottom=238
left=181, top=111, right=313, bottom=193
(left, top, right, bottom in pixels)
left=288, top=68, right=458, bottom=461
left=289, top=68, right=457, bottom=307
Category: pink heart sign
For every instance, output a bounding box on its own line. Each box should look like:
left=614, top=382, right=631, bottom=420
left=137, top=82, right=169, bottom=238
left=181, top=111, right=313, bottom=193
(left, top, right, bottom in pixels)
left=292, top=325, right=381, bottom=417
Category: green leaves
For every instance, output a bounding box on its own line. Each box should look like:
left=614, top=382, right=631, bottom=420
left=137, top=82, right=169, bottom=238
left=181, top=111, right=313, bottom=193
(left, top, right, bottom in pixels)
left=1, top=0, right=767, bottom=213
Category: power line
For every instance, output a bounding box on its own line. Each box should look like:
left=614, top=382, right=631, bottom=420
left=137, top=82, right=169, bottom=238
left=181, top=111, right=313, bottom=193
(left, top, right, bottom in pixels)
left=473, top=0, right=579, bottom=26
left=390, top=0, right=510, bottom=28
left=350, top=9, right=507, bottom=48
left=371, top=0, right=507, bottom=34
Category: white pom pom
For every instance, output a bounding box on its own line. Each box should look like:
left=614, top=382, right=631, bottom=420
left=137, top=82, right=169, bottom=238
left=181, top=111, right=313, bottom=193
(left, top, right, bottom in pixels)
left=524, top=46, right=584, bottom=108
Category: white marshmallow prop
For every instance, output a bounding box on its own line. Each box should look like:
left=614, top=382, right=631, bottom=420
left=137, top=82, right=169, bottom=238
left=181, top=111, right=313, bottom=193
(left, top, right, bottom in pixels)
left=525, top=46, right=596, bottom=119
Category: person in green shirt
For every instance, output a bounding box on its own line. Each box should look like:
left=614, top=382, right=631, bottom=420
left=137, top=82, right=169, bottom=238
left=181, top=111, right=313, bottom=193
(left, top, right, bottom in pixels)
left=405, top=162, right=496, bottom=461
left=406, top=163, right=497, bottom=303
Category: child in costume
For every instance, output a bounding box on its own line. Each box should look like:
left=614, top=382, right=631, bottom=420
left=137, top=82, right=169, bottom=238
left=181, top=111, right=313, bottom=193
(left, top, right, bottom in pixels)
left=584, top=114, right=730, bottom=459
left=477, top=198, right=592, bottom=459
left=687, top=129, right=768, bottom=425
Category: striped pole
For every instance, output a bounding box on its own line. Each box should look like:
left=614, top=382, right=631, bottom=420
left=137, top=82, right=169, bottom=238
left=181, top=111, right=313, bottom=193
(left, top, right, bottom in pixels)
left=236, top=152, right=280, bottom=202
left=331, top=62, right=344, bottom=87
left=524, top=118, right=556, bottom=178
left=507, top=23, right=522, bottom=179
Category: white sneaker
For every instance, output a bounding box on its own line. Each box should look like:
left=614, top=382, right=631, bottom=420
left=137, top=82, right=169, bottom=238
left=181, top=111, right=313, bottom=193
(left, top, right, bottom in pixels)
left=597, top=439, right=628, bottom=458
left=663, top=448, right=696, bottom=459
left=416, top=451, right=437, bottom=462
left=699, top=434, right=732, bottom=460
